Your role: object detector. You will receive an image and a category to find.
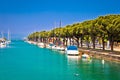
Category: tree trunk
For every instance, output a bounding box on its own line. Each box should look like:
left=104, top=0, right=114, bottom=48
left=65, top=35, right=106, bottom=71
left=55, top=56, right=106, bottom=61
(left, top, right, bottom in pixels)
left=93, top=41, right=95, bottom=49
left=76, top=37, right=79, bottom=48
left=66, top=38, right=68, bottom=47
left=80, top=37, right=83, bottom=47
left=102, top=36, right=105, bottom=50
left=87, top=41, right=90, bottom=49
left=110, top=36, right=114, bottom=51
left=73, top=38, right=75, bottom=45
left=69, top=38, right=72, bottom=45
left=86, top=35, right=90, bottom=49
left=92, top=36, right=96, bottom=49
left=63, top=37, right=65, bottom=46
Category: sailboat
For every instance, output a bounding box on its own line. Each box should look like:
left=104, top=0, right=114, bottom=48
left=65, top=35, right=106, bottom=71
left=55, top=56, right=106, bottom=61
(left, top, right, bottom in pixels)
left=56, top=20, right=65, bottom=51
left=51, top=21, right=65, bottom=51
left=0, top=32, right=7, bottom=48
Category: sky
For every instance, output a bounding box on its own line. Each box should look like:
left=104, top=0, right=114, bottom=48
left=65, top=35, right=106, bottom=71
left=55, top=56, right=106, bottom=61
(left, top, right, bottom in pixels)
left=0, top=0, right=120, bottom=39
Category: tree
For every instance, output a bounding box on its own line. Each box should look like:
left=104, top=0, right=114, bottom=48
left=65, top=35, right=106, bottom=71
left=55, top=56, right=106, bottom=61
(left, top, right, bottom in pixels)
left=96, top=16, right=107, bottom=50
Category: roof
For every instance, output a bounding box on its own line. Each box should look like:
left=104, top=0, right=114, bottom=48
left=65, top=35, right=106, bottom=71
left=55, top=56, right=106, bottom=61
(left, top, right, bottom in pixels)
left=67, top=45, right=78, bottom=50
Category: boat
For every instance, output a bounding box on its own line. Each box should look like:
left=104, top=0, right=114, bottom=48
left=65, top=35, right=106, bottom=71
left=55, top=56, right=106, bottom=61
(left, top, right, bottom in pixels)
left=82, top=54, right=89, bottom=58
left=0, top=32, right=7, bottom=48
left=47, top=43, right=57, bottom=50
left=0, top=38, right=7, bottom=48
left=0, top=43, right=6, bottom=48
left=51, top=45, right=57, bottom=50
left=56, top=46, right=65, bottom=51
left=46, top=43, right=52, bottom=49
left=65, top=45, right=79, bottom=55
left=37, top=42, right=45, bottom=48
left=50, top=45, right=65, bottom=51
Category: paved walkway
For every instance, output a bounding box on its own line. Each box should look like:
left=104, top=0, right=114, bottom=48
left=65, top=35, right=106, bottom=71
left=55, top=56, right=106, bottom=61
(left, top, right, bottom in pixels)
left=79, top=48, right=120, bottom=60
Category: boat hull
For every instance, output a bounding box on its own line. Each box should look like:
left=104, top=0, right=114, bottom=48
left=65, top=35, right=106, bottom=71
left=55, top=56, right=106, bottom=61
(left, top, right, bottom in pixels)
left=66, top=50, right=79, bottom=55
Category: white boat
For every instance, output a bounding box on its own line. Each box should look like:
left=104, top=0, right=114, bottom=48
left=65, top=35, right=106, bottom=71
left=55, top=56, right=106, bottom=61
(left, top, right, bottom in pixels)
left=51, top=45, right=65, bottom=51
left=27, top=41, right=32, bottom=44
left=37, top=42, right=45, bottom=48
left=32, top=42, right=37, bottom=45
left=45, top=43, right=53, bottom=49
left=51, top=45, right=57, bottom=50
left=6, top=40, right=11, bottom=44
left=66, top=45, right=79, bottom=55
left=47, top=43, right=57, bottom=50
left=0, top=32, right=7, bottom=48
left=0, top=41, right=6, bottom=48
left=82, top=54, right=89, bottom=58
left=56, top=46, right=65, bottom=51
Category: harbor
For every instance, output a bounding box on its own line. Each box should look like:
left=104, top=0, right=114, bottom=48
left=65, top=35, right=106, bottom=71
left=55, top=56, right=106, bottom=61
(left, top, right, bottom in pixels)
left=26, top=40, right=120, bottom=62
left=1, top=0, right=120, bottom=79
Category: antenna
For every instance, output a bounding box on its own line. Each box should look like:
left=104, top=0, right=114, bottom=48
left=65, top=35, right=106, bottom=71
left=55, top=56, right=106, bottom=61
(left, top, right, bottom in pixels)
left=8, top=30, right=10, bottom=40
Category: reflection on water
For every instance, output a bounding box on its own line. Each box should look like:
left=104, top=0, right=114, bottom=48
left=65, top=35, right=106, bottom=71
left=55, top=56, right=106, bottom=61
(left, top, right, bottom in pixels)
left=102, top=59, right=105, bottom=68
left=67, top=55, right=81, bottom=60
left=67, top=55, right=81, bottom=65
left=81, top=58, right=92, bottom=63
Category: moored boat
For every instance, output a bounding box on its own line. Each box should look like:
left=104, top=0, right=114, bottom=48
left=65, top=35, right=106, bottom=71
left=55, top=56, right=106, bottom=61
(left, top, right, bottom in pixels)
left=0, top=38, right=7, bottom=48
left=66, top=45, right=79, bottom=55
left=82, top=54, right=89, bottom=59
left=37, top=42, right=46, bottom=48
left=56, top=46, right=65, bottom=51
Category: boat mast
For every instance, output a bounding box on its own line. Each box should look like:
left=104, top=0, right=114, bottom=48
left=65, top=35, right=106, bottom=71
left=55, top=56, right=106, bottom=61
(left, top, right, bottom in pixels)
left=58, top=20, right=62, bottom=45
left=59, top=20, right=62, bottom=38
left=59, top=20, right=62, bottom=28
left=8, top=30, right=10, bottom=41
left=53, top=22, right=56, bottom=44
left=39, top=33, right=40, bottom=42
left=34, top=29, right=37, bottom=42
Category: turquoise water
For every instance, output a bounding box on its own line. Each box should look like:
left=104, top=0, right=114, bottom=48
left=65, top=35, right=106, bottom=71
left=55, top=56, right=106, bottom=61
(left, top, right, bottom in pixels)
left=0, top=40, right=120, bottom=80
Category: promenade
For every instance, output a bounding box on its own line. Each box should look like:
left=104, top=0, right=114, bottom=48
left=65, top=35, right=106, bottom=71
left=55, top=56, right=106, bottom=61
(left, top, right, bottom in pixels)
left=79, top=47, right=120, bottom=62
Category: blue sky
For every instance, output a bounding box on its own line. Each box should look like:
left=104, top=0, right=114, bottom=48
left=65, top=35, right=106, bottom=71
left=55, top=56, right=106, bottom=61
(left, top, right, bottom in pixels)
left=0, top=0, right=120, bottom=39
